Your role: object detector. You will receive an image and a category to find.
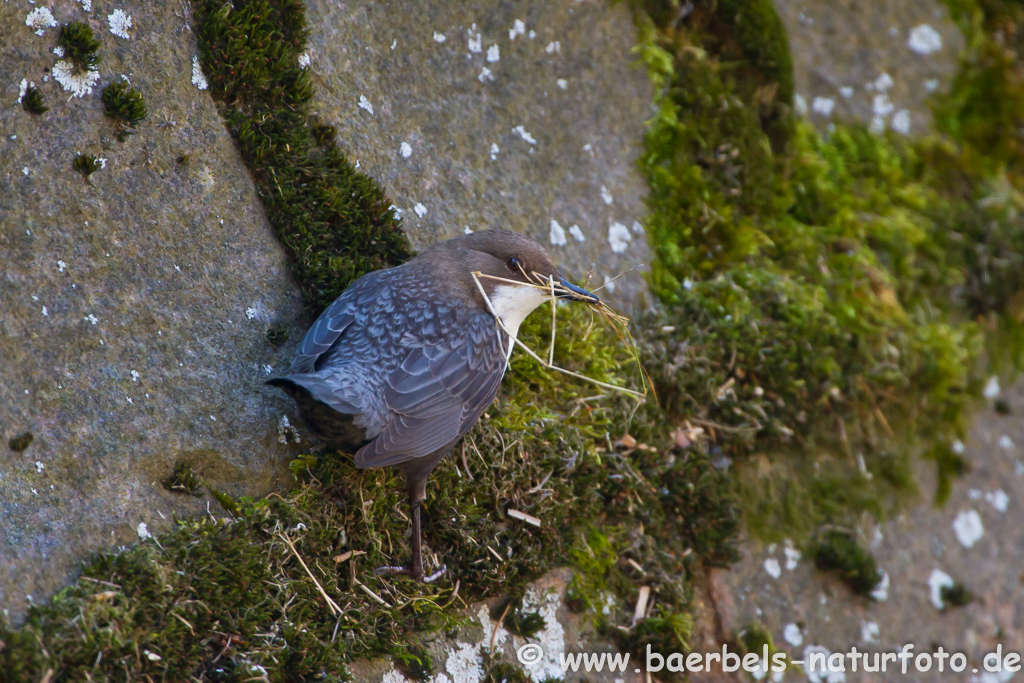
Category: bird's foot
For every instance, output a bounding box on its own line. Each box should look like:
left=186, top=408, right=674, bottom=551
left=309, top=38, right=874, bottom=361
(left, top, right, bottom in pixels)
left=373, top=563, right=447, bottom=584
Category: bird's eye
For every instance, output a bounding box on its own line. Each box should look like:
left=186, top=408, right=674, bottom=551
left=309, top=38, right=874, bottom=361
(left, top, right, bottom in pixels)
left=507, top=256, right=523, bottom=272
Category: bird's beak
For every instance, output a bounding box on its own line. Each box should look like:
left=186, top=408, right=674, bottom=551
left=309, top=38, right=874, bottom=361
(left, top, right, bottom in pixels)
left=556, top=276, right=600, bottom=304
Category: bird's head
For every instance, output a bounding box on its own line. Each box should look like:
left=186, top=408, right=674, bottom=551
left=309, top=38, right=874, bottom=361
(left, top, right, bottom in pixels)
left=435, top=229, right=599, bottom=329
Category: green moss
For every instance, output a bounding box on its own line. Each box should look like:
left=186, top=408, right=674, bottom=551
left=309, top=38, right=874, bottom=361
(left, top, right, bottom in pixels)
left=940, top=581, right=974, bottom=609
left=313, top=121, right=338, bottom=148
left=58, top=21, right=101, bottom=73
left=72, top=153, right=101, bottom=177
left=21, top=86, right=48, bottom=115
left=394, top=643, right=434, bottom=681
left=8, top=432, right=33, bottom=452
left=996, top=398, right=1012, bottom=415
left=482, top=661, right=533, bottom=683
left=807, top=530, right=882, bottom=597
left=193, top=0, right=412, bottom=313
left=102, top=82, right=148, bottom=137
left=264, top=324, right=290, bottom=347
left=161, top=462, right=205, bottom=497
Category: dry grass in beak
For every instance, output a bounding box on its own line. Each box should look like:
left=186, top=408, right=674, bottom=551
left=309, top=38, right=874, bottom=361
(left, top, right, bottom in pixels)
left=471, top=270, right=649, bottom=403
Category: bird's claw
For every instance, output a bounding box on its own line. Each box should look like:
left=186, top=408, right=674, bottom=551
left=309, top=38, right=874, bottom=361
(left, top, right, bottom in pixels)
left=372, top=563, right=447, bottom=584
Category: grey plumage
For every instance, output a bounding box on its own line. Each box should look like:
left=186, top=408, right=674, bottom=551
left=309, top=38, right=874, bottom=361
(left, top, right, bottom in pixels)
left=267, top=229, right=598, bottom=582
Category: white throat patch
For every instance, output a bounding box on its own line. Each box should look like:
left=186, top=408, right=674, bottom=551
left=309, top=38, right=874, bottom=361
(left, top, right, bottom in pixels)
left=489, top=284, right=552, bottom=359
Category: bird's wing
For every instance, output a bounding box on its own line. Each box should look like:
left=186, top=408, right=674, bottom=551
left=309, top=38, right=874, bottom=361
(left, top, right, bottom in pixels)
left=288, top=272, right=386, bottom=375
left=355, top=313, right=506, bottom=469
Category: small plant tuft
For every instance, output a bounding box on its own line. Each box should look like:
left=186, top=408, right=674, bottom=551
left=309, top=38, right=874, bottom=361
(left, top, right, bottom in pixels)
left=21, top=86, right=48, bottom=115
left=72, top=153, right=101, bottom=177
left=59, top=21, right=101, bottom=72
left=161, top=462, right=205, bottom=497
left=312, top=121, right=337, bottom=147
left=9, top=432, right=33, bottom=452
left=808, top=530, right=882, bottom=596
left=940, top=582, right=975, bottom=610
left=102, top=82, right=148, bottom=135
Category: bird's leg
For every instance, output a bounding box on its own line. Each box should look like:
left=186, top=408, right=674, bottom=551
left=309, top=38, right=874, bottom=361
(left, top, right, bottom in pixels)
left=373, top=486, right=446, bottom=583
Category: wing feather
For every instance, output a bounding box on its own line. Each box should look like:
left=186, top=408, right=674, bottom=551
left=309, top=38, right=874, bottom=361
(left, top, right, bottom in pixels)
left=355, top=314, right=505, bottom=469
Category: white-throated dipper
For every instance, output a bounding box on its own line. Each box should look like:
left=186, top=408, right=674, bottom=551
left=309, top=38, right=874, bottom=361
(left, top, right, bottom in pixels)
left=268, top=229, right=600, bottom=582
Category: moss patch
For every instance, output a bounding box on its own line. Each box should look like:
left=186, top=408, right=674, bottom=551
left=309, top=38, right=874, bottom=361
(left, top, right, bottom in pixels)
left=102, top=82, right=148, bottom=138
left=193, top=0, right=412, bottom=314
left=8, top=432, right=33, bottom=452
left=72, top=153, right=101, bottom=177
left=807, top=530, right=882, bottom=597
left=21, top=86, right=48, bottom=115
left=58, top=21, right=101, bottom=72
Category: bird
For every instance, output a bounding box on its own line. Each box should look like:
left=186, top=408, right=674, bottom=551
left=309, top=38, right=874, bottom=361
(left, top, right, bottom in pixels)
left=267, top=229, right=601, bottom=582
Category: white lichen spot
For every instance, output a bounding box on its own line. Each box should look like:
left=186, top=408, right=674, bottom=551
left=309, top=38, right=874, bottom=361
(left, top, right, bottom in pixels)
left=144, top=651, right=161, bottom=662
left=600, top=185, right=613, bottom=204
left=608, top=222, right=631, bottom=254
left=512, top=125, right=536, bottom=144
left=764, top=557, right=781, bottom=579
left=891, top=110, right=911, bottom=135
left=870, top=116, right=886, bottom=135
left=509, top=19, right=525, bottom=41
left=414, top=203, right=427, bottom=218
left=298, top=52, right=311, bottom=69
left=22, top=167, right=30, bottom=177
left=544, top=41, right=560, bottom=54
left=381, top=667, right=407, bottom=683
left=985, top=489, right=1009, bottom=513
left=53, top=60, right=100, bottom=98
left=245, top=306, right=259, bottom=320
left=860, top=620, right=880, bottom=643
left=486, top=45, right=499, bottom=62
left=478, top=67, right=494, bottom=83
left=952, top=439, right=965, bottom=454
left=518, top=589, right=567, bottom=682
left=568, top=225, right=584, bottom=242
left=870, top=570, right=890, bottom=601
left=782, top=623, right=803, bottom=647
left=489, top=143, right=499, bottom=160
left=968, top=488, right=982, bottom=500
left=98, top=157, right=107, bottom=169
left=784, top=540, right=801, bottom=570
left=872, top=73, right=894, bottom=91
left=130, top=370, right=140, bottom=382
left=137, top=522, right=152, bottom=540
left=262, top=364, right=273, bottom=375
left=41, top=306, right=48, bottom=316
left=952, top=509, right=983, bottom=548
left=528, top=30, right=536, bottom=39
left=400, top=142, right=412, bottom=158
left=908, top=24, right=942, bottom=55
left=433, top=31, right=446, bottom=43
left=433, top=641, right=483, bottom=683
left=84, top=313, right=99, bottom=325
left=390, top=39, right=397, bottom=50
left=79, top=0, right=93, bottom=11
left=278, top=414, right=301, bottom=444
left=108, top=9, right=132, bottom=39
left=17, top=79, right=28, bottom=104
left=191, top=56, right=208, bottom=90
left=467, top=27, right=481, bottom=53
left=357, top=95, right=374, bottom=114
left=924, top=78, right=940, bottom=92
left=840, top=86, right=854, bottom=99
left=556, top=78, right=567, bottom=90
left=811, top=96, right=835, bottom=117
left=602, top=275, right=615, bottom=293
left=872, top=93, right=894, bottom=119
left=26, top=8, right=57, bottom=36
left=477, top=604, right=507, bottom=650
left=35, top=461, right=45, bottom=473
left=928, top=568, right=954, bottom=609
left=463, top=226, right=473, bottom=234
left=1000, top=435, right=1014, bottom=450
left=549, top=219, right=567, bottom=246
left=984, top=376, right=1000, bottom=399
left=390, top=205, right=403, bottom=220
left=793, top=93, right=808, bottom=116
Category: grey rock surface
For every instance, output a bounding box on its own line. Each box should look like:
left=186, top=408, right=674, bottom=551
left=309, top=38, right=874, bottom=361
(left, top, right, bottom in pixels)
left=303, top=0, right=653, bottom=309
left=775, top=0, right=964, bottom=136
left=0, top=0, right=654, bottom=621
left=713, top=380, right=1024, bottom=681
left=1, top=0, right=304, bottom=621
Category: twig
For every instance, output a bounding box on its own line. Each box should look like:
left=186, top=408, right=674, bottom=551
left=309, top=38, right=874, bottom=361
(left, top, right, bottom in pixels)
left=631, top=586, right=651, bottom=627
left=352, top=579, right=391, bottom=608
left=490, top=602, right=511, bottom=652
left=278, top=533, right=341, bottom=616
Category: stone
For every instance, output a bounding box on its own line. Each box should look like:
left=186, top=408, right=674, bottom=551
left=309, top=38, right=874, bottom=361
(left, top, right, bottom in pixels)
left=775, top=0, right=964, bottom=135
left=303, top=0, right=652, bottom=308
left=1, top=0, right=304, bottom=621
left=0, top=0, right=653, bottom=621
